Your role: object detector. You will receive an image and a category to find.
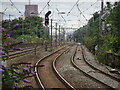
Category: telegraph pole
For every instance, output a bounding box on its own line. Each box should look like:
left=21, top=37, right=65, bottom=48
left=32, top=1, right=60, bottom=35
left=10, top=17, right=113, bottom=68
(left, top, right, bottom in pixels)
left=44, top=11, right=51, bottom=51
left=50, top=19, right=53, bottom=51
left=0, top=8, right=7, bottom=21
left=101, top=0, right=104, bottom=30
left=9, top=14, right=11, bottom=29
left=100, top=0, right=104, bottom=31
left=55, top=23, right=57, bottom=46
left=62, top=28, right=65, bottom=45
left=0, top=12, right=3, bottom=21
left=61, top=27, right=64, bottom=45
left=36, top=24, right=38, bottom=36
left=59, top=25, right=60, bottom=46
left=97, top=0, right=104, bottom=55
left=98, top=0, right=104, bottom=43
left=22, top=15, right=24, bottom=35
left=64, top=29, right=65, bottom=45
left=101, top=0, right=104, bottom=15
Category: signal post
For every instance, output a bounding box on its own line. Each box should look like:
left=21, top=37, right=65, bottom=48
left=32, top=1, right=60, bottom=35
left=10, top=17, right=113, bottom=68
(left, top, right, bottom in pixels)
left=44, top=11, right=51, bottom=51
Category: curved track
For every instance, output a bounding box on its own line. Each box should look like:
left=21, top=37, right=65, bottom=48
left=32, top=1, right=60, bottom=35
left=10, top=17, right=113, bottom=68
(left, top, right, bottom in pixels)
left=35, top=46, right=75, bottom=89
left=71, top=44, right=120, bottom=89
left=81, top=45, right=120, bottom=82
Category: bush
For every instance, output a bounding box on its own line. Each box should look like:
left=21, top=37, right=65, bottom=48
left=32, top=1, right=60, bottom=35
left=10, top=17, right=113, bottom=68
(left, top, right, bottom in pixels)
left=96, top=33, right=120, bottom=68
left=83, top=36, right=97, bottom=54
left=16, top=35, right=44, bottom=44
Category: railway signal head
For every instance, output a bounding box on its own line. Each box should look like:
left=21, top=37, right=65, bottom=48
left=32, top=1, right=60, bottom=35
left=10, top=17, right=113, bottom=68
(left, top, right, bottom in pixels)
left=45, top=16, right=49, bottom=26
left=101, top=11, right=110, bottom=20
left=45, top=11, right=51, bottom=26
left=45, top=11, right=51, bottom=17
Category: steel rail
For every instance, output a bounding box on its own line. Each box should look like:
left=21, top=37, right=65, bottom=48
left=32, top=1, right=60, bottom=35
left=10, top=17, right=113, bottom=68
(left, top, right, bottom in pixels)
left=9, top=44, right=67, bottom=59
left=35, top=46, right=65, bottom=89
left=71, top=44, right=117, bottom=89
left=35, top=45, right=75, bottom=89
left=81, top=45, right=120, bottom=82
left=8, top=47, right=40, bottom=59
left=52, top=48, right=75, bottom=90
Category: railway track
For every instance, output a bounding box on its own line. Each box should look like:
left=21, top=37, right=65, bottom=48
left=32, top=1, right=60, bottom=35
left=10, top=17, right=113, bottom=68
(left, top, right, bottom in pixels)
left=8, top=47, right=40, bottom=59
left=71, top=44, right=120, bottom=89
left=81, top=45, right=120, bottom=81
left=8, top=45, right=65, bottom=59
left=35, top=46, right=75, bottom=89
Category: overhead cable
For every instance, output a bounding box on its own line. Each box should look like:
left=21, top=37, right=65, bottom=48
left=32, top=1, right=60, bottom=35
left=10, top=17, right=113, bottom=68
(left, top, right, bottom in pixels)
left=56, top=8, right=66, bottom=23
left=67, top=0, right=79, bottom=16
left=82, top=1, right=98, bottom=13
left=39, top=0, right=52, bottom=15
left=77, top=4, right=88, bottom=21
left=9, top=0, right=22, bottom=14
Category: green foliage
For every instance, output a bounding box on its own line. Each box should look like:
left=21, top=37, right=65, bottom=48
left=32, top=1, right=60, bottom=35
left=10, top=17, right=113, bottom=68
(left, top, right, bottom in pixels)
left=101, top=34, right=118, bottom=52
left=2, top=63, right=35, bottom=89
left=106, top=2, right=120, bottom=37
left=73, top=2, right=120, bottom=68
left=96, top=34, right=119, bottom=67
left=2, top=16, right=44, bottom=89
left=2, top=16, right=45, bottom=39
left=16, top=35, right=45, bottom=44
left=83, top=36, right=97, bottom=53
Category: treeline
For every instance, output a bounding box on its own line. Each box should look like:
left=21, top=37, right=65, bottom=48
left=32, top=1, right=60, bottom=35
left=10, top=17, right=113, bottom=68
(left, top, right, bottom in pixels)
left=73, top=2, right=120, bottom=68
left=2, top=16, right=47, bottom=44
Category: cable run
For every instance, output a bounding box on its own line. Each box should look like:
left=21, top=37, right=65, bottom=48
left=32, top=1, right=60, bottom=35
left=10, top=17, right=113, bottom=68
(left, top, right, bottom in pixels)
left=76, top=4, right=88, bottom=21
left=9, top=0, right=22, bottom=14
left=82, top=1, right=98, bottom=13
left=67, top=0, right=79, bottom=16
left=56, top=8, right=66, bottom=23
left=39, top=0, right=52, bottom=15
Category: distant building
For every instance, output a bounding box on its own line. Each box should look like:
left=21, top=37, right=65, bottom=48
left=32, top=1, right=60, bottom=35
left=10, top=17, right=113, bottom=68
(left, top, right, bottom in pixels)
left=24, top=5, right=38, bottom=17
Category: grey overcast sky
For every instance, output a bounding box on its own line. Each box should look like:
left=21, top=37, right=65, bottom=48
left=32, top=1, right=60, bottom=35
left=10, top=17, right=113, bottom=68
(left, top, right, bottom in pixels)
left=2, top=0, right=120, bottom=2
left=1, top=0, right=119, bottom=34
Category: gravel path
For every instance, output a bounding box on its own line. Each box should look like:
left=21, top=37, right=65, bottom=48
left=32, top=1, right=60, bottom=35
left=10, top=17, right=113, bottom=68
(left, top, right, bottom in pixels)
left=56, top=45, right=108, bottom=88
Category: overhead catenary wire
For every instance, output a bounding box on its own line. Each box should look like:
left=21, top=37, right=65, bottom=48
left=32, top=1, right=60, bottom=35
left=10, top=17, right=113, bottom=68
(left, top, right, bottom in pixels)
left=76, top=4, right=88, bottom=21
left=56, top=8, right=66, bottom=23
left=3, top=8, right=8, bottom=13
left=67, top=0, right=79, bottom=16
left=9, top=14, right=17, bottom=19
left=39, top=0, right=52, bottom=15
left=3, top=13, right=17, bottom=20
left=9, top=0, right=25, bottom=36
left=82, top=1, right=98, bottom=13
left=9, top=0, right=22, bottom=14
left=67, top=1, right=98, bottom=20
